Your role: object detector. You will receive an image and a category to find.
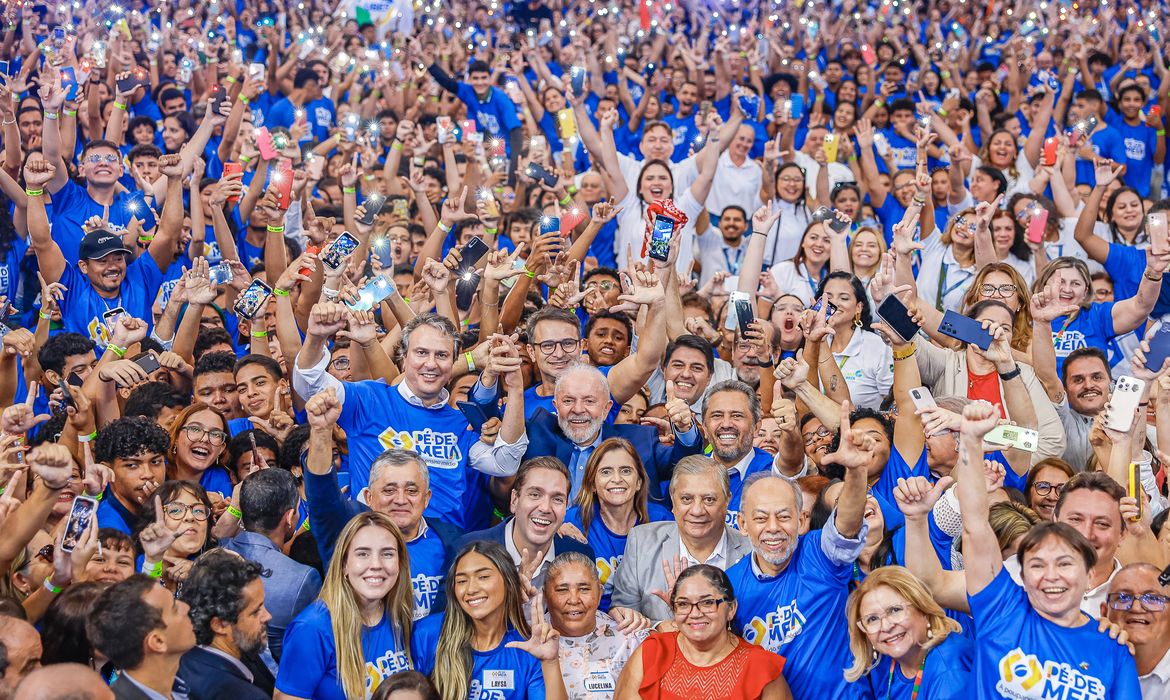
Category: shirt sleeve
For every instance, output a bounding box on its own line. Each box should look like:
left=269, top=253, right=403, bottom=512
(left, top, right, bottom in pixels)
left=468, top=430, right=529, bottom=476
left=273, top=610, right=330, bottom=697
left=292, top=349, right=346, bottom=403
left=821, top=508, right=869, bottom=567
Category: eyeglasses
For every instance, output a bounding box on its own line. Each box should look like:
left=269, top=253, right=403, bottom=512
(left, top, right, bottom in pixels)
left=802, top=426, right=831, bottom=445
left=329, top=357, right=351, bottom=371
left=182, top=424, right=228, bottom=446
left=534, top=338, right=580, bottom=355
left=856, top=604, right=910, bottom=633
left=672, top=597, right=725, bottom=616
left=980, top=284, right=1018, bottom=298
left=778, top=175, right=805, bottom=184
left=1032, top=481, right=1065, bottom=496
left=1106, top=592, right=1168, bottom=612
left=894, top=181, right=918, bottom=192
left=85, top=154, right=120, bottom=164
left=585, top=279, right=617, bottom=291
left=163, top=502, right=210, bottom=521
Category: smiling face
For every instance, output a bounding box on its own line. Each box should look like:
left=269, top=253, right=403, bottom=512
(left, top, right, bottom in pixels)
left=738, top=478, right=801, bottom=570
left=991, top=213, right=1017, bottom=257
left=1029, top=465, right=1071, bottom=521
left=1110, top=190, right=1144, bottom=232
left=671, top=472, right=728, bottom=543
left=671, top=574, right=735, bottom=645
left=858, top=585, right=931, bottom=662
left=162, top=489, right=209, bottom=557
left=235, top=363, right=284, bottom=421
left=403, top=324, right=457, bottom=402
left=640, top=125, right=674, bottom=162
left=663, top=346, right=711, bottom=405
left=592, top=449, right=641, bottom=509
left=637, top=161, right=674, bottom=202
left=453, top=551, right=507, bottom=622
left=823, top=277, right=862, bottom=332
left=800, top=226, right=831, bottom=267
left=1049, top=266, right=1090, bottom=308
left=366, top=460, right=430, bottom=538
left=79, top=145, right=123, bottom=186
left=1103, top=567, right=1170, bottom=647
left=1064, top=355, right=1110, bottom=415
left=176, top=409, right=227, bottom=474
left=510, top=467, right=569, bottom=551
left=344, top=524, right=400, bottom=606
left=530, top=319, right=582, bottom=382
left=1056, top=489, right=1122, bottom=569
left=753, top=417, right=784, bottom=454
left=84, top=540, right=135, bottom=584
left=586, top=318, right=630, bottom=366
left=79, top=252, right=128, bottom=294
left=850, top=230, right=882, bottom=272
left=702, top=390, right=756, bottom=466
left=1020, top=534, right=1092, bottom=620
left=776, top=166, right=805, bottom=202
left=771, top=296, right=805, bottom=347
left=987, top=131, right=1016, bottom=169
left=545, top=562, right=601, bottom=637
left=554, top=373, right=611, bottom=445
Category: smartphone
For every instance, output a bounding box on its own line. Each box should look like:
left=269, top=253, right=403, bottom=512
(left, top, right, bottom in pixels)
left=57, top=375, right=75, bottom=410
left=1103, top=376, right=1146, bottom=432
left=125, top=191, right=156, bottom=230
left=359, top=194, right=386, bottom=226
left=209, top=84, right=231, bottom=114
left=274, top=160, right=293, bottom=210
left=321, top=231, right=361, bottom=270
left=698, top=100, right=713, bottom=122
left=60, top=67, right=78, bottom=101
left=937, top=310, right=994, bottom=350
left=459, top=236, right=490, bottom=272
left=116, top=67, right=147, bottom=94
left=457, top=400, right=490, bottom=432
left=985, top=424, right=1039, bottom=452
left=479, top=191, right=501, bottom=219
left=346, top=274, right=396, bottom=311
left=908, top=386, right=937, bottom=412
left=538, top=216, right=560, bottom=236
left=875, top=295, right=922, bottom=343
left=248, top=62, right=267, bottom=82
left=1026, top=207, right=1049, bottom=244
left=61, top=496, right=98, bottom=553
left=647, top=215, right=675, bottom=262
left=132, top=351, right=161, bottom=375
left=102, top=306, right=126, bottom=329
left=1148, top=212, right=1169, bottom=256
left=570, top=65, right=586, bottom=96
left=789, top=93, right=804, bottom=121
left=0, top=61, right=10, bottom=78
left=233, top=279, right=273, bottom=320
left=525, top=162, right=559, bottom=188
left=209, top=262, right=233, bottom=285
left=455, top=271, right=479, bottom=311
left=1042, top=137, right=1058, bottom=167
left=256, top=127, right=279, bottom=161
left=811, top=296, right=838, bottom=321
left=437, top=115, right=454, bottom=144
left=556, top=108, right=577, bottom=140
left=222, top=162, right=243, bottom=204
left=52, top=26, right=67, bottom=48
left=861, top=43, right=877, bottom=66
left=459, top=119, right=480, bottom=143
left=823, top=133, right=839, bottom=162
left=1129, top=462, right=1143, bottom=521
left=342, top=113, right=360, bottom=142
left=1144, top=322, right=1170, bottom=372
left=731, top=291, right=754, bottom=331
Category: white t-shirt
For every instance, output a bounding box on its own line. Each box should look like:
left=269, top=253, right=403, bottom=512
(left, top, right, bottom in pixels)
left=770, top=260, right=825, bottom=307
left=614, top=188, right=703, bottom=276
left=915, top=227, right=977, bottom=312
left=793, top=150, right=856, bottom=200
left=707, top=151, right=763, bottom=218
left=761, top=199, right=814, bottom=266
left=971, top=151, right=1036, bottom=198
left=831, top=329, right=894, bottom=410
left=617, top=153, right=699, bottom=205
left=695, top=227, right=750, bottom=286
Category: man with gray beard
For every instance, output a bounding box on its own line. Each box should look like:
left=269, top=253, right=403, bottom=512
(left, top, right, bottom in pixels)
left=723, top=400, right=874, bottom=700
left=521, top=363, right=704, bottom=499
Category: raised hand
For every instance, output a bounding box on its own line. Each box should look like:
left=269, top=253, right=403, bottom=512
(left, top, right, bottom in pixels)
left=771, top=397, right=797, bottom=432
left=306, top=302, right=349, bottom=339
left=959, top=400, right=1001, bottom=444
left=664, top=380, right=694, bottom=432
left=1093, top=159, right=1124, bottom=188
left=1029, top=283, right=1078, bottom=323
left=650, top=555, right=689, bottom=607
left=505, top=591, right=561, bottom=661
left=139, top=495, right=181, bottom=563
left=893, top=475, right=954, bottom=519
left=1, top=385, right=50, bottom=434
left=773, top=352, right=811, bottom=390
left=23, top=158, right=56, bottom=188
left=420, top=258, right=451, bottom=293
left=751, top=201, right=781, bottom=233
left=28, top=443, right=75, bottom=490
left=305, top=387, right=342, bottom=430
left=613, top=268, right=664, bottom=310
left=822, top=401, right=876, bottom=471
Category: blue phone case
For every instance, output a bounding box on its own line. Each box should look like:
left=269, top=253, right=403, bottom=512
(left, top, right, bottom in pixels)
left=938, top=310, right=993, bottom=351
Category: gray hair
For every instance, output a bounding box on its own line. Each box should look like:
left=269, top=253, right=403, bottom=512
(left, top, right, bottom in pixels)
left=554, top=363, right=610, bottom=397
left=544, top=551, right=600, bottom=589
left=400, top=312, right=460, bottom=355
left=739, top=472, right=803, bottom=516
left=935, top=395, right=969, bottom=414
left=703, top=379, right=762, bottom=425
left=369, top=448, right=430, bottom=490
left=669, top=455, right=730, bottom=502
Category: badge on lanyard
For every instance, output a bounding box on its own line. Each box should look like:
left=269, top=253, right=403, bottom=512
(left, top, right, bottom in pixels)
left=584, top=670, right=616, bottom=692
left=484, top=670, right=515, bottom=690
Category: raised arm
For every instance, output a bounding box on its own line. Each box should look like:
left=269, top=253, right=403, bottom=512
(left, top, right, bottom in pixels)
left=1110, top=248, right=1169, bottom=334
left=956, top=401, right=1006, bottom=595
left=1072, top=162, right=1119, bottom=264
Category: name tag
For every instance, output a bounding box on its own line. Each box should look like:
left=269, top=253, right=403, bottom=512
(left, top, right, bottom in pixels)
left=484, top=670, right=514, bottom=690
left=584, top=671, right=615, bottom=692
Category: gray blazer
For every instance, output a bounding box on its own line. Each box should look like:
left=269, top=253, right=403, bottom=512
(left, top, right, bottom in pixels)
left=609, top=521, right=751, bottom=621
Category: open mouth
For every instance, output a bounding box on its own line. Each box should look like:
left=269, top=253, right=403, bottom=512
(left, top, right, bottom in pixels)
left=189, top=443, right=213, bottom=460
left=648, top=186, right=665, bottom=198
left=1077, top=389, right=1101, bottom=400
left=716, top=429, right=740, bottom=445
left=362, top=575, right=387, bottom=588
left=464, top=595, right=488, bottom=608
left=881, top=630, right=907, bottom=645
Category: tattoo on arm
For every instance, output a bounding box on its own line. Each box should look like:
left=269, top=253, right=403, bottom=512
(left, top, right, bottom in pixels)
left=829, top=376, right=838, bottom=391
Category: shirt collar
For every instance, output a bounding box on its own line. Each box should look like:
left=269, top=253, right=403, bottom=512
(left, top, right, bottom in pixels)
left=504, top=518, right=555, bottom=569
left=397, top=379, right=450, bottom=409
left=680, top=529, right=729, bottom=567
left=1146, top=645, right=1170, bottom=683
left=196, top=645, right=254, bottom=683
left=942, top=245, right=975, bottom=271
left=726, top=450, right=755, bottom=481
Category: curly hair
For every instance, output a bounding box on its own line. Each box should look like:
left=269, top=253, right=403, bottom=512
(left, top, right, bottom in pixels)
left=178, top=549, right=264, bottom=646
left=93, top=416, right=171, bottom=465
left=37, top=332, right=95, bottom=377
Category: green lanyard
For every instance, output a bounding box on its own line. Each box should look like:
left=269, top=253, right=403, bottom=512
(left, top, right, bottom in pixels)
left=885, top=654, right=926, bottom=700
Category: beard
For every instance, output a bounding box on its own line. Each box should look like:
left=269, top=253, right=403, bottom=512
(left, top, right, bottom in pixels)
left=712, top=434, right=753, bottom=464
left=233, top=625, right=268, bottom=657
left=559, top=413, right=604, bottom=444
left=755, top=537, right=798, bottom=568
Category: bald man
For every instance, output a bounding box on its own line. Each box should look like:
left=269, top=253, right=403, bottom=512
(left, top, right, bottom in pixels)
left=1102, top=563, right=1170, bottom=697
left=0, top=617, right=41, bottom=698
left=13, top=664, right=113, bottom=700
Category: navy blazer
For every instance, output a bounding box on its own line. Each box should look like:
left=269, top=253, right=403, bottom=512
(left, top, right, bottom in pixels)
left=522, top=408, right=703, bottom=501
left=456, top=518, right=595, bottom=560
left=178, top=646, right=273, bottom=700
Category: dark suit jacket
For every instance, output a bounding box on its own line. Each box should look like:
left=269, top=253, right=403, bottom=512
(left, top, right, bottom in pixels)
left=178, top=646, right=273, bottom=700
left=110, top=673, right=190, bottom=700
left=522, top=408, right=703, bottom=500
left=456, top=518, right=595, bottom=561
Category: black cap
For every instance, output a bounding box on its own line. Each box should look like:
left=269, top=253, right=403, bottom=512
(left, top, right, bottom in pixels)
left=78, top=230, right=132, bottom=261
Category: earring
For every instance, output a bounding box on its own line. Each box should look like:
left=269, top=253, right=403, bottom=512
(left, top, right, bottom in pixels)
left=854, top=315, right=862, bottom=329
left=927, top=625, right=934, bottom=640
left=872, top=649, right=879, bottom=662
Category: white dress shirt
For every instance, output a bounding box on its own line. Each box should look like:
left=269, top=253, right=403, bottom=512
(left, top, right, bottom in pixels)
left=680, top=530, right=730, bottom=569
left=1140, top=645, right=1170, bottom=699
left=707, top=150, right=763, bottom=217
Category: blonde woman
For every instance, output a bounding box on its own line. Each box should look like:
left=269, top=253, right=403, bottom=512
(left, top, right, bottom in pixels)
left=848, top=226, right=888, bottom=282
left=844, top=567, right=973, bottom=699
left=411, top=541, right=568, bottom=700
left=275, top=512, right=414, bottom=700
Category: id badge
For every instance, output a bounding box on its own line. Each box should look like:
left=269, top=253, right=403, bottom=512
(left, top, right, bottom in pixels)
left=584, top=670, right=616, bottom=692
left=484, top=669, right=514, bottom=690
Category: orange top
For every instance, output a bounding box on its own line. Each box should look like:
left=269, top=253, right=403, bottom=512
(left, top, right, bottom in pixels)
left=638, top=631, right=786, bottom=700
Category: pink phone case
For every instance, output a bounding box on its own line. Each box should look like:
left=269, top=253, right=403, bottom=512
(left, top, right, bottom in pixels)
left=1026, top=208, right=1049, bottom=244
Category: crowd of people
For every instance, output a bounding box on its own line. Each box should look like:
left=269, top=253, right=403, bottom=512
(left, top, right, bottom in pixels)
left=0, top=0, right=1169, bottom=697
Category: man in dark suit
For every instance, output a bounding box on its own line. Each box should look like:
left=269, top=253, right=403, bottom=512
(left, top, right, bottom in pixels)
left=457, top=456, right=594, bottom=588
left=177, top=550, right=274, bottom=700
left=522, top=363, right=703, bottom=500
left=87, top=575, right=196, bottom=700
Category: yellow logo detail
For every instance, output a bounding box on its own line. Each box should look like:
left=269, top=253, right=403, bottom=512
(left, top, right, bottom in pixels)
left=1000, top=649, right=1044, bottom=691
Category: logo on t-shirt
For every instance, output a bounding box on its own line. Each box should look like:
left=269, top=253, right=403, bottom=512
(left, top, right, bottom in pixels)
left=1124, top=137, right=1146, bottom=160
left=411, top=572, right=443, bottom=619
left=997, top=648, right=1106, bottom=700
left=365, top=647, right=410, bottom=692
left=468, top=680, right=506, bottom=700
left=595, top=555, right=621, bottom=588
left=743, top=598, right=807, bottom=651
left=1052, top=329, right=1087, bottom=356
left=377, top=427, right=463, bottom=469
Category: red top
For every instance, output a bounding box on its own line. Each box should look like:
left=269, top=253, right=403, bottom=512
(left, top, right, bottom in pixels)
left=966, top=368, right=1006, bottom=418
left=638, top=631, right=786, bottom=700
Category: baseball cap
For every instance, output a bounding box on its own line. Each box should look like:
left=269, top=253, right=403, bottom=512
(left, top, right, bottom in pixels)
left=79, top=230, right=132, bottom=261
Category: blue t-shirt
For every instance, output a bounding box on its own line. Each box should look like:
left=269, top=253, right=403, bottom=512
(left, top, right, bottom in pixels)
left=850, top=632, right=974, bottom=699
left=95, top=488, right=138, bottom=534
left=1116, top=121, right=1159, bottom=197
left=407, top=524, right=448, bottom=619
left=726, top=448, right=776, bottom=529
left=1103, top=243, right=1170, bottom=318
left=49, top=181, right=138, bottom=263
left=197, top=466, right=234, bottom=499
left=338, top=381, right=489, bottom=530
left=275, top=601, right=411, bottom=700
left=727, top=531, right=855, bottom=700
left=967, top=567, right=1140, bottom=698
left=455, top=84, right=522, bottom=140
left=411, top=614, right=546, bottom=699
left=1075, top=127, right=1128, bottom=188
left=563, top=502, right=673, bottom=611
left=1051, top=302, right=1115, bottom=376
left=58, top=254, right=163, bottom=347
left=872, top=447, right=932, bottom=529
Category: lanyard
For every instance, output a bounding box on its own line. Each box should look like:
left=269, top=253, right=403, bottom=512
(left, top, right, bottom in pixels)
left=886, top=655, right=926, bottom=700
left=934, top=259, right=971, bottom=312
left=1053, top=309, right=1080, bottom=339
left=722, top=245, right=744, bottom=275
left=803, top=263, right=825, bottom=295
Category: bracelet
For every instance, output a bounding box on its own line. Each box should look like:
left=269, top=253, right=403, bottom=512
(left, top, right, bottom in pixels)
left=251, top=330, right=269, bottom=338
left=226, top=505, right=243, bottom=519
left=391, top=141, right=404, bottom=151
left=1144, top=270, right=1163, bottom=282
left=937, top=108, right=949, bottom=118
left=113, top=102, right=127, bottom=111
left=266, top=224, right=285, bottom=233
left=321, top=287, right=339, bottom=300
left=224, top=76, right=237, bottom=84
left=892, top=342, right=917, bottom=361
left=558, top=193, right=572, bottom=206
left=437, top=222, right=452, bottom=233
left=484, top=227, right=498, bottom=235
left=64, top=109, right=77, bottom=117
left=342, top=186, right=357, bottom=194
left=1, top=117, right=13, bottom=126
left=108, top=344, right=127, bottom=359
left=43, top=577, right=64, bottom=594
left=38, top=310, right=50, bottom=319
left=525, top=268, right=536, bottom=278
left=567, top=184, right=579, bottom=196
left=1159, top=130, right=1166, bottom=136
left=239, top=155, right=253, bottom=164
left=464, top=351, right=476, bottom=372
left=939, top=70, right=951, bottom=79
left=759, top=295, right=776, bottom=304
left=25, top=187, right=44, bottom=197
left=77, top=430, right=97, bottom=443
left=240, top=95, right=251, bottom=105
left=364, top=174, right=376, bottom=182
left=44, top=111, right=58, bottom=120
left=874, top=99, right=884, bottom=108
left=998, top=365, right=1022, bottom=382
left=142, top=560, right=163, bottom=578
left=273, top=288, right=291, bottom=297
left=137, top=235, right=154, bottom=243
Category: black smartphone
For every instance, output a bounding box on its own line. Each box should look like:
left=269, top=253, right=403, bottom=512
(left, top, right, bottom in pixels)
left=459, top=236, right=490, bottom=272
left=524, top=162, right=559, bottom=188
left=57, top=375, right=74, bottom=410
left=457, top=400, right=490, bottom=432
left=648, top=215, right=675, bottom=262
left=1144, top=322, right=1170, bottom=372
left=358, top=194, right=387, bottom=226
left=116, top=68, right=147, bottom=93
left=132, top=351, right=161, bottom=375
left=209, top=83, right=231, bottom=114
left=67, top=372, right=85, bottom=387
left=938, top=310, right=993, bottom=351
left=731, top=291, right=754, bottom=331
left=455, top=272, right=480, bottom=311
left=875, top=295, right=921, bottom=343
left=321, top=231, right=361, bottom=270
left=570, top=65, right=586, bottom=96
left=61, top=496, right=98, bottom=552
left=233, top=279, right=273, bottom=320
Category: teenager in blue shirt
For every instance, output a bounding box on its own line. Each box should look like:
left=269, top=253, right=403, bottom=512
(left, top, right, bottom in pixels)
left=1113, top=83, right=1164, bottom=198
left=276, top=512, right=416, bottom=700
left=412, top=540, right=569, bottom=700
left=844, top=566, right=973, bottom=700
left=93, top=416, right=169, bottom=535
left=1070, top=91, right=1128, bottom=189
left=423, top=48, right=523, bottom=170
left=955, top=401, right=1141, bottom=699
